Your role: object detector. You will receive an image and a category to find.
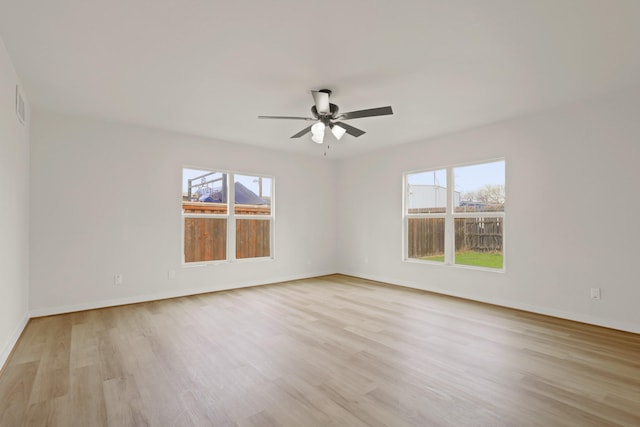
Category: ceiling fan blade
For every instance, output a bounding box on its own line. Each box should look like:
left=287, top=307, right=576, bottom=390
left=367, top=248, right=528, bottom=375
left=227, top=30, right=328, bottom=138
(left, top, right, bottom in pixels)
left=334, top=121, right=365, bottom=137
left=338, top=106, right=393, bottom=120
left=291, top=125, right=314, bottom=138
left=258, top=115, right=316, bottom=121
left=311, top=90, right=330, bottom=114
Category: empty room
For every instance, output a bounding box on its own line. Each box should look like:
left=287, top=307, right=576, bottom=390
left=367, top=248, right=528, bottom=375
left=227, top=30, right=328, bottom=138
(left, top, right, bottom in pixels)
left=1, top=1, right=639, bottom=426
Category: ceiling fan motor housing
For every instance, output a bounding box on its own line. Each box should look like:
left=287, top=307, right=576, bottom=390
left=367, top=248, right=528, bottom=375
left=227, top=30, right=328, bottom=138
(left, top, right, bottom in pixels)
left=311, top=103, right=339, bottom=120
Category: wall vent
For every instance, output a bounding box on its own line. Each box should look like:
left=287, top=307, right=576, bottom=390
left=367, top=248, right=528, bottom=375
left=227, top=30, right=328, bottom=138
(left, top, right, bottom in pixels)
left=15, top=85, right=26, bottom=125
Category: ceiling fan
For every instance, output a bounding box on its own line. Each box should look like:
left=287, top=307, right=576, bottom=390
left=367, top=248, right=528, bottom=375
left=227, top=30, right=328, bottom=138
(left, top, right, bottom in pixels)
left=258, top=89, right=393, bottom=144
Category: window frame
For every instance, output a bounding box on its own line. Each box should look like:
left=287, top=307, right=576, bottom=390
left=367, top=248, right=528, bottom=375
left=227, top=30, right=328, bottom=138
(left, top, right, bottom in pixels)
left=403, top=158, right=505, bottom=272
left=181, top=166, right=275, bottom=266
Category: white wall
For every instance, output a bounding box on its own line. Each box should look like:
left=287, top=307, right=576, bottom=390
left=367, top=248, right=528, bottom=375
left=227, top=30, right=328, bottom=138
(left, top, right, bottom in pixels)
left=29, top=110, right=337, bottom=314
left=337, top=91, right=640, bottom=333
left=0, top=38, right=30, bottom=367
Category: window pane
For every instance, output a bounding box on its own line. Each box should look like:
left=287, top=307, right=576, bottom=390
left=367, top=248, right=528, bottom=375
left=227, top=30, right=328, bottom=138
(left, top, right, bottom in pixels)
left=407, top=218, right=445, bottom=262
left=406, top=169, right=447, bottom=214
left=234, top=174, right=271, bottom=215
left=184, top=217, right=227, bottom=262
left=182, top=168, right=228, bottom=214
left=236, top=219, right=271, bottom=259
left=454, top=217, right=503, bottom=269
left=454, top=161, right=505, bottom=213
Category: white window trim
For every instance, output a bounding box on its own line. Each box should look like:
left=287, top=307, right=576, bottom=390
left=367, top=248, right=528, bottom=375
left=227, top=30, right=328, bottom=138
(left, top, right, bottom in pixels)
left=403, top=159, right=505, bottom=272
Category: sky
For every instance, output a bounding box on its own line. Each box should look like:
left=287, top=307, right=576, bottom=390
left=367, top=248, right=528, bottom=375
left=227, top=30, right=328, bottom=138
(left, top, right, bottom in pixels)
left=182, top=168, right=273, bottom=198
left=407, top=160, right=505, bottom=194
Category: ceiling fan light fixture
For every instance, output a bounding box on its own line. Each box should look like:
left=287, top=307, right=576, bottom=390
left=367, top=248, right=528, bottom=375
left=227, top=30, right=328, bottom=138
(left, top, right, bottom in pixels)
left=311, top=121, right=325, bottom=144
left=311, top=122, right=325, bottom=135
left=331, top=124, right=346, bottom=140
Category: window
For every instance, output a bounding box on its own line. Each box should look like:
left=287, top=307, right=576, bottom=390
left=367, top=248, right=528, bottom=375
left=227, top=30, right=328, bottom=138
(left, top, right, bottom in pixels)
left=234, top=174, right=272, bottom=260
left=182, top=168, right=273, bottom=264
left=404, top=159, right=505, bottom=270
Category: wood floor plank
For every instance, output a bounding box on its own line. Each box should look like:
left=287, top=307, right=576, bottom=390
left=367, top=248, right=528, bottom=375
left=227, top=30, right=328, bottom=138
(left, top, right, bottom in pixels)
left=23, top=395, right=70, bottom=427
left=2, top=274, right=639, bottom=426
left=0, top=361, right=38, bottom=426
left=102, top=374, right=149, bottom=426
left=69, top=364, right=107, bottom=426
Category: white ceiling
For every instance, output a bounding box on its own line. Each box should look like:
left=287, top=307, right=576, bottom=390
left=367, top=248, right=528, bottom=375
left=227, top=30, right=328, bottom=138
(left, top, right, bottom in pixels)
left=1, top=0, right=639, bottom=158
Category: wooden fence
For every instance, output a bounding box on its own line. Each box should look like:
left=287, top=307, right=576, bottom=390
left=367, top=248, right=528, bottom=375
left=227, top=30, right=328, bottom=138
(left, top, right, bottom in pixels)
left=183, top=202, right=271, bottom=262
left=184, top=217, right=227, bottom=262
left=236, top=219, right=270, bottom=259
left=182, top=201, right=270, bottom=215
left=457, top=217, right=502, bottom=253
left=407, top=218, right=445, bottom=258
left=408, top=217, right=502, bottom=258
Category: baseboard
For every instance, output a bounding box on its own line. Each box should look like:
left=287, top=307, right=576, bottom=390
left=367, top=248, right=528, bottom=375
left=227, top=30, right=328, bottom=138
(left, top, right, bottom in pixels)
left=0, top=312, right=30, bottom=373
left=29, top=271, right=336, bottom=318
left=340, top=271, right=640, bottom=335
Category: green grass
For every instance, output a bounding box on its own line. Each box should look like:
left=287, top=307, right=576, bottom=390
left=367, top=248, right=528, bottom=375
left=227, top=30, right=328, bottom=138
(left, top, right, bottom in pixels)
left=420, top=251, right=503, bottom=269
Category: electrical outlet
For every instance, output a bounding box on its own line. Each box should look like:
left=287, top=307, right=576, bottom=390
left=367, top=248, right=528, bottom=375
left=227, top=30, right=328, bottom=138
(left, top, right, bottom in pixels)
left=590, top=287, right=601, bottom=300
left=114, top=274, right=123, bottom=285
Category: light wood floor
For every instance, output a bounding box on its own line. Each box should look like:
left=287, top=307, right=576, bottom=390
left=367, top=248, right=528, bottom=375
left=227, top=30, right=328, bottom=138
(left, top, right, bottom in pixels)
left=1, top=275, right=639, bottom=426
